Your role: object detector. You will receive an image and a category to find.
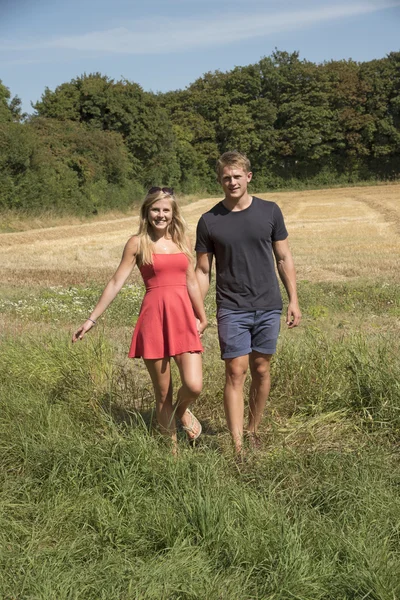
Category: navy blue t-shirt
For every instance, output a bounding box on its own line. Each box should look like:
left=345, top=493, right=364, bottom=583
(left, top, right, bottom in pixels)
left=195, top=196, right=288, bottom=310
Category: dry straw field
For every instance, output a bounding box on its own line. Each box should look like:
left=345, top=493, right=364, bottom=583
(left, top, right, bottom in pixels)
left=1, top=184, right=399, bottom=288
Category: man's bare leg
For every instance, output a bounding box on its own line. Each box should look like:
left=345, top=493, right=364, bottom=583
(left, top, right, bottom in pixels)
left=224, top=355, right=249, bottom=453
left=247, top=352, right=272, bottom=437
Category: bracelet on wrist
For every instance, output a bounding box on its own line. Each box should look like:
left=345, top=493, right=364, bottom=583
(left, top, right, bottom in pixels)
left=87, top=318, right=97, bottom=325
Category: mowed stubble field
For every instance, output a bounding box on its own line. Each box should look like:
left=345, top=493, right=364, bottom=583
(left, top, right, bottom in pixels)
left=1, top=184, right=399, bottom=288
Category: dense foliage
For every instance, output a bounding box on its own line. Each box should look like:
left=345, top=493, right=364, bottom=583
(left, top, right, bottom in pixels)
left=1, top=50, right=400, bottom=214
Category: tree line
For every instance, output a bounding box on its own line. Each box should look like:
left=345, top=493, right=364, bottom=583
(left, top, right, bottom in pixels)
left=1, top=50, right=399, bottom=214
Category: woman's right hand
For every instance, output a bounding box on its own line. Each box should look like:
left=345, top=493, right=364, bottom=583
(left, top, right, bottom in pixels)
left=197, top=319, right=208, bottom=337
left=72, top=320, right=95, bottom=343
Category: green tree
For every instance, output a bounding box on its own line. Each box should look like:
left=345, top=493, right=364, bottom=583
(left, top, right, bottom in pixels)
left=0, top=117, right=141, bottom=214
left=361, top=52, right=400, bottom=177
left=0, top=80, right=24, bottom=123
left=34, top=73, right=179, bottom=186
left=161, top=88, right=220, bottom=190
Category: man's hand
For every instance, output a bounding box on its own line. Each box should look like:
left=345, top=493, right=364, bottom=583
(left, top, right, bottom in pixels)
left=196, top=318, right=208, bottom=337
left=286, top=302, right=302, bottom=328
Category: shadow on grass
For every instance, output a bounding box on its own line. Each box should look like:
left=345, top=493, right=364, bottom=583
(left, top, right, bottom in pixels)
left=100, top=392, right=224, bottom=455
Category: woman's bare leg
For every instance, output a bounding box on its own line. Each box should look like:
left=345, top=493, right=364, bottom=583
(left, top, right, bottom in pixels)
left=173, top=352, right=203, bottom=439
left=144, top=358, right=177, bottom=447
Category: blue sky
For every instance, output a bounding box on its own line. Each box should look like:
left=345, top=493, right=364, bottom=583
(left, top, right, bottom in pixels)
left=1, top=0, right=399, bottom=114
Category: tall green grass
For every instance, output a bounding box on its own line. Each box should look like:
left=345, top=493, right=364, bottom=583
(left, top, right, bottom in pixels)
left=1, top=279, right=399, bottom=598
left=272, top=330, right=400, bottom=433
left=1, top=324, right=399, bottom=598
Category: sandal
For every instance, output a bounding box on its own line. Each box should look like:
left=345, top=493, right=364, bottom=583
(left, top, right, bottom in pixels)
left=181, top=409, right=202, bottom=442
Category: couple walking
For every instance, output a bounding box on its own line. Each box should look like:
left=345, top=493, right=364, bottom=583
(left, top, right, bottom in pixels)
left=73, top=151, right=301, bottom=455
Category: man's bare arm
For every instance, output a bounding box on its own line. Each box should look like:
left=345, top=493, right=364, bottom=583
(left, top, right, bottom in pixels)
left=273, top=238, right=301, bottom=328
left=195, top=252, right=213, bottom=300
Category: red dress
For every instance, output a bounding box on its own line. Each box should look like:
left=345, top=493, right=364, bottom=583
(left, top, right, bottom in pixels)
left=128, top=253, right=203, bottom=359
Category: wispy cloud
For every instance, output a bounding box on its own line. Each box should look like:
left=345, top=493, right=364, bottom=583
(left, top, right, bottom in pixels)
left=1, top=1, right=399, bottom=56
left=0, top=58, right=43, bottom=66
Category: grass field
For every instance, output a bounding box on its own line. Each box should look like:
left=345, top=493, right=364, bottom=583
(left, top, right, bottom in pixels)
left=1, top=185, right=400, bottom=599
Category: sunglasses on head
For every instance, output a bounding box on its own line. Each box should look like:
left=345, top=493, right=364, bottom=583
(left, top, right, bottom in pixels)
left=147, top=186, right=174, bottom=196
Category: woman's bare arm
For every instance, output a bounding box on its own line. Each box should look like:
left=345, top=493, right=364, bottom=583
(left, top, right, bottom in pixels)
left=186, top=262, right=208, bottom=335
left=72, top=236, right=139, bottom=341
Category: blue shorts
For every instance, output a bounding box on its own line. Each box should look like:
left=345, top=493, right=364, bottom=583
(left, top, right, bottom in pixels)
left=217, top=308, right=282, bottom=360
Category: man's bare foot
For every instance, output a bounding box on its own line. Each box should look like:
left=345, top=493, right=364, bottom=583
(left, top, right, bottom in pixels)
left=244, top=430, right=262, bottom=451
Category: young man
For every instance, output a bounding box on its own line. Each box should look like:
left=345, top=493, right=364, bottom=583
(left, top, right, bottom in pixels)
left=195, top=151, right=301, bottom=454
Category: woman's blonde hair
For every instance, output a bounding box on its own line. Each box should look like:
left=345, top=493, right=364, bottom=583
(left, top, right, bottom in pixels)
left=136, top=188, right=191, bottom=266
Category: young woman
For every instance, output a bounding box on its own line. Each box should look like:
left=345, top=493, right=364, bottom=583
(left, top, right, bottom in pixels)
left=72, top=187, right=207, bottom=449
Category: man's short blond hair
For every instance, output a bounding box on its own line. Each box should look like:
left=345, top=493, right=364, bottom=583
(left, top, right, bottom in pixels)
left=216, top=151, right=251, bottom=181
